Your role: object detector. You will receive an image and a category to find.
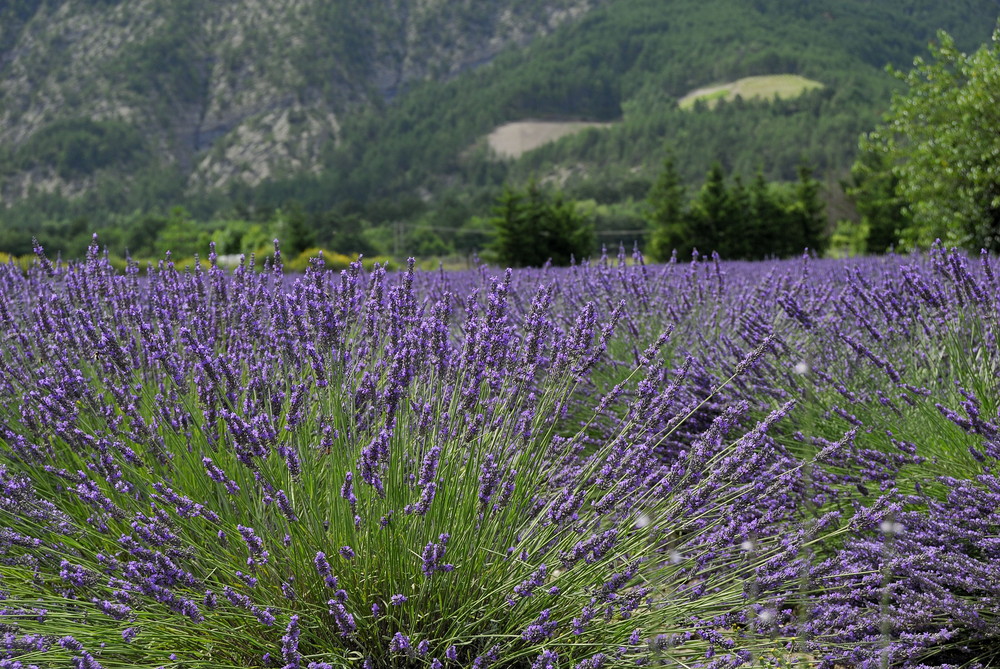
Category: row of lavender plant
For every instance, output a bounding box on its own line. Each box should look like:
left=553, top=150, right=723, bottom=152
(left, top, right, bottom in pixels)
left=519, top=244, right=1000, bottom=666
left=0, top=240, right=822, bottom=669
left=1, top=238, right=997, bottom=667
left=420, top=244, right=1000, bottom=666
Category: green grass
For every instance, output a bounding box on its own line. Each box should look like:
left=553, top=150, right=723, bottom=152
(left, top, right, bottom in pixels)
left=678, top=74, right=825, bottom=109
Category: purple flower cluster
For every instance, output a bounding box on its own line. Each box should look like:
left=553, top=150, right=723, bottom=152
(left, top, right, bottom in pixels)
left=421, top=534, right=454, bottom=577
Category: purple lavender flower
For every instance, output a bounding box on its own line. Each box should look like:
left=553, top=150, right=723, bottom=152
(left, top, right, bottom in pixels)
left=531, top=650, right=559, bottom=669
left=275, top=489, right=298, bottom=522
left=222, top=585, right=253, bottom=610
left=327, top=599, right=356, bottom=637
left=421, top=533, right=454, bottom=577
left=407, top=480, right=437, bottom=515
left=202, top=457, right=239, bottom=493
left=237, top=525, right=266, bottom=560
left=203, top=590, right=217, bottom=609
left=314, top=551, right=338, bottom=588
left=573, top=653, right=608, bottom=669
left=388, top=632, right=411, bottom=654
left=59, top=560, right=93, bottom=588
left=340, top=472, right=357, bottom=514
left=94, top=600, right=132, bottom=620
left=513, top=564, right=547, bottom=600
left=417, top=445, right=441, bottom=486
left=522, top=608, right=559, bottom=642
left=478, top=453, right=500, bottom=511
left=281, top=615, right=301, bottom=669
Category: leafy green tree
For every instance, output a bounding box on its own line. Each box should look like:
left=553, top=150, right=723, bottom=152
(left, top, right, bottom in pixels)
left=646, top=152, right=690, bottom=261
left=490, top=182, right=595, bottom=267
left=853, top=27, right=1000, bottom=250
left=155, top=207, right=206, bottom=257
left=406, top=225, right=454, bottom=257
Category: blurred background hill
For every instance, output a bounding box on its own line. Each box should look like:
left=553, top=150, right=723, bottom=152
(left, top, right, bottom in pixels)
left=0, top=0, right=997, bottom=260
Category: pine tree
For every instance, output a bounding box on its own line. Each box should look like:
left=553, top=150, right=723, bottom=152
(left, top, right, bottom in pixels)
left=688, top=162, right=731, bottom=257
left=490, top=181, right=594, bottom=267
left=790, top=161, right=827, bottom=255
left=279, top=203, right=316, bottom=256
left=747, top=170, right=786, bottom=259
left=646, top=152, right=690, bottom=261
left=847, top=144, right=907, bottom=253
left=490, top=186, right=532, bottom=266
left=725, top=175, right=751, bottom=259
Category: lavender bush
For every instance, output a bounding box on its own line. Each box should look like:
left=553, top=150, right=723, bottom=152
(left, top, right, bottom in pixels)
left=0, top=239, right=998, bottom=668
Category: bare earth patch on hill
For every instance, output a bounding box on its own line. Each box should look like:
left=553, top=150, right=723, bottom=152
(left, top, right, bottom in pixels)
left=678, top=74, right=824, bottom=109
left=487, top=120, right=613, bottom=159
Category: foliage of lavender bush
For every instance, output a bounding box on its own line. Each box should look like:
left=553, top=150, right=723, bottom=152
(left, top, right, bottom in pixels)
left=0, top=239, right=998, bottom=668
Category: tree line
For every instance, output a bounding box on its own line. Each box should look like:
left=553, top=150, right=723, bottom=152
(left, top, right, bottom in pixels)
left=645, top=155, right=826, bottom=261
left=488, top=158, right=826, bottom=267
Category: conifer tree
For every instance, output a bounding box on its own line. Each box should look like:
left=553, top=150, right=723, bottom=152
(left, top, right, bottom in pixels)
left=646, top=152, right=690, bottom=261
left=688, top=162, right=731, bottom=257
left=790, top=161, right=827, bottom=255
left=747, top=170, right=786, bottom=259
left=847, top=147, right=907, bottom=253
left=279, top=203, right=316, bottom=256
left=725, top=175, right=752, bottom=259
left=490, top=181, right=594, bottom=267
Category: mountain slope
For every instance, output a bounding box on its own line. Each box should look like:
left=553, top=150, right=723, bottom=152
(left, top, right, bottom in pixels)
left=315, top=0, right=999, bottom=203
left=0, top=0, right=598, bottom=201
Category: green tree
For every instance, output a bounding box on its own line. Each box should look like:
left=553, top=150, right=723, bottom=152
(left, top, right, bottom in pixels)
left=406, top=225, right=454, bottom=257
left=747, top=169, right=787, bottom=259
left=853, top=26, right=1000, bottom=250
left=687, top=162, right=733, bottom=257
left=155, top=207, right=206, bottom=257
left=312, top=211, right=378, bottom=256
left=725, top=175, right=752, bottom=259
left=276, top=204, right=315, bottom=256
left=789, top=161, right=828, bottom=255
left=846, top=143, right=908, bottom=253
left=646, top=152, right=690, bottom=261
left=489, top=182, right=595, bottom=267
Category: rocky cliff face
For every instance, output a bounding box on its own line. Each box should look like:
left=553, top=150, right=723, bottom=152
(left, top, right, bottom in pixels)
left=0, top=0, right=598, bottom=202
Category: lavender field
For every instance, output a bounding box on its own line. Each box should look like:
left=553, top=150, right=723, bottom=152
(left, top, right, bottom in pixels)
left=1, top=241, right=999, bottom=669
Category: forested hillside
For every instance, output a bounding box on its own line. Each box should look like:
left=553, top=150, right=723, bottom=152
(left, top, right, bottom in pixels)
left=0, top=0, right=997, bottom=258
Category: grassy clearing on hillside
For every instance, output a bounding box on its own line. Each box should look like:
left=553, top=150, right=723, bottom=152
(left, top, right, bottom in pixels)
left=486, top=120, right=614, bottom=159
left=678, top=74, right=825, bottom=109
